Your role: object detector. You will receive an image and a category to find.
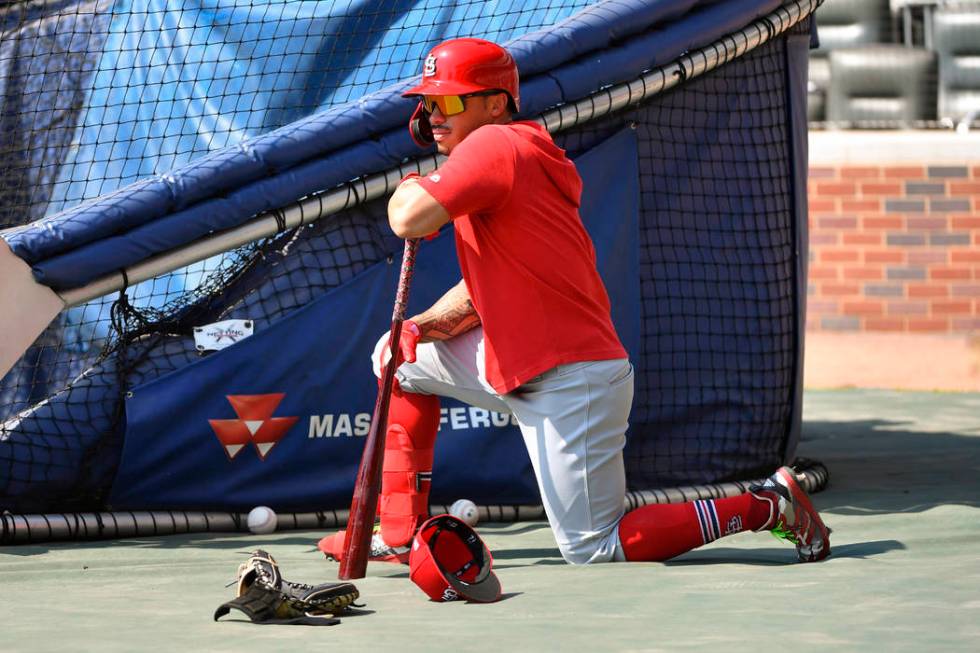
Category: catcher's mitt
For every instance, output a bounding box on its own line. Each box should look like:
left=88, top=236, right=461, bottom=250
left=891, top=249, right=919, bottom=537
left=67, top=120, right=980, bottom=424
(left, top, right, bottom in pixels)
left=214, top=549, right=361, bottom=625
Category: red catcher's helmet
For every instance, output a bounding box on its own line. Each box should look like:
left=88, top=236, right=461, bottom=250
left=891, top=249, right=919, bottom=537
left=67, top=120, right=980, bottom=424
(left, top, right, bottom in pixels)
left=403, top=38, right=520, bottom=113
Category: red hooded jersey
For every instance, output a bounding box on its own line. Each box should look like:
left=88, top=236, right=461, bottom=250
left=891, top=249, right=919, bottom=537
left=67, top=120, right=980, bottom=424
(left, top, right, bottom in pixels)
left=417, top=121, right=626, bottom=394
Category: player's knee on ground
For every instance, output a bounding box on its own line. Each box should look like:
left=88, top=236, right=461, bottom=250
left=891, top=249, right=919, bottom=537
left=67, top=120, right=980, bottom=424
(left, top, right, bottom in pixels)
left=554, top=527, right=622, bottom=565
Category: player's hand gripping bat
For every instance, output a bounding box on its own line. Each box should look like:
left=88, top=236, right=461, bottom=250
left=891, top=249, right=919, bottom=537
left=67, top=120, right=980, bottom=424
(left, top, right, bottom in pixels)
left=339, top=237, right=420, bottom=580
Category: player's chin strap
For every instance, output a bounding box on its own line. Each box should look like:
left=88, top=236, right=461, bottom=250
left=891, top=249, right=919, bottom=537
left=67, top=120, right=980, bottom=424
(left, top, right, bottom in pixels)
left=409, top=102, right=434, bottom=147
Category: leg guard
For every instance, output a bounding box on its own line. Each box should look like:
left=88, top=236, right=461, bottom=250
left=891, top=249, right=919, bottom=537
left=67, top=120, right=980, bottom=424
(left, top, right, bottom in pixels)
left=379, top=388, right=440, bottom=547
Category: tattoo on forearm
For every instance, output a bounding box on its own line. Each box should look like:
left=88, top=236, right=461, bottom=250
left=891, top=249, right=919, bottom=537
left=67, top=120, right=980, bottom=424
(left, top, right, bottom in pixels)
left=424, top=301, right=481, bottom=341
left=412, top=280, right=481, bottom=341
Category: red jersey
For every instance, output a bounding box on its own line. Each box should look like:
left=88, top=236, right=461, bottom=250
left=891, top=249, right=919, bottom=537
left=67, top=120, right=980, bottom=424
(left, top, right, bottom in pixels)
left=417, top=120, right=626, bottom=394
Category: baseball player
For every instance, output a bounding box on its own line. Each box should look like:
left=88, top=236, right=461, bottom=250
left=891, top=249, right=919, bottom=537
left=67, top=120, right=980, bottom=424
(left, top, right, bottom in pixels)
left=319, top=38, right=830, bottom=565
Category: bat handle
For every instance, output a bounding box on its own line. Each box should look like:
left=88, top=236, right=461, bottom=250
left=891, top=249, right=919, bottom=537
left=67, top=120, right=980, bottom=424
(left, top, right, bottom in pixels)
left=384, top=237, right=420, bottom=372
left=393, top=238, right=419, bottom=321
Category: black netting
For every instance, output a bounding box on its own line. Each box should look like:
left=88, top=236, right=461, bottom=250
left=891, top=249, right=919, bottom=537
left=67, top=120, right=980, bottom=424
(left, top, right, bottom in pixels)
left=554, top=38, right=797, bottom=488
left=0, top=0, right=807, bottom=512
left=0, top=0, right=596, bottom=229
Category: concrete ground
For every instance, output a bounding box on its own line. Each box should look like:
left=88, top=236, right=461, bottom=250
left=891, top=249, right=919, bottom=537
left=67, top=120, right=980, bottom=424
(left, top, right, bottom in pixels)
left=1, top=388, right=977, bottom=652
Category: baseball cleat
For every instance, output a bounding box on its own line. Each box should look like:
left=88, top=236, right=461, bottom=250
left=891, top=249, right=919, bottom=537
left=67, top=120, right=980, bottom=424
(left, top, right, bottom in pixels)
left=749, top=466, right=831, bottom=562
left=317, top=524, right=410, bottom=565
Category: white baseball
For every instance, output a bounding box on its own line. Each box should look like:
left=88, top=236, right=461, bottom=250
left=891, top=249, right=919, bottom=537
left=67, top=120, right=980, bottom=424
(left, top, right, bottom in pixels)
left=449, top=499, right=479, bottom=527
left=247, top=506, right=278, bottom=534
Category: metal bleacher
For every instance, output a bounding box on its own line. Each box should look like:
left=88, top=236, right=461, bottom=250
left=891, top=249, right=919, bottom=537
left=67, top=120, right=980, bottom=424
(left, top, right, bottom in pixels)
left=933, top=5, right=980, bottom=129
left=810, top=0, right=980, bottom=129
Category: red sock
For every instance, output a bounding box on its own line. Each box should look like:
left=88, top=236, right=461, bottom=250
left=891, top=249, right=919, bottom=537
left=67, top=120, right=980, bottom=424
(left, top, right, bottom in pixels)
left=618, top=494, right=772, bottom=562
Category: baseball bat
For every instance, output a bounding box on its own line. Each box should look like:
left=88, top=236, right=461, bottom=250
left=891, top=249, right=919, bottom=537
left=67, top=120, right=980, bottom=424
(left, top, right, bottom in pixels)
left=339, top=237, right=420, bottom=580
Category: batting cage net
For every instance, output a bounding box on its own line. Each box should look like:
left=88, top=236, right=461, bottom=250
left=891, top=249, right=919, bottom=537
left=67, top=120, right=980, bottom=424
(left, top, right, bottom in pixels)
left=0, top=0, right=822, bottom=537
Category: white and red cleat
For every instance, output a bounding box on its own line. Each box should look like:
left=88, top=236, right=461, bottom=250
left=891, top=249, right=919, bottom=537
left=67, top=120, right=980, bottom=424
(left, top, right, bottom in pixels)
left=317, top=524, right=410, bottom=565
left=750, top=466, right=831, bottom=562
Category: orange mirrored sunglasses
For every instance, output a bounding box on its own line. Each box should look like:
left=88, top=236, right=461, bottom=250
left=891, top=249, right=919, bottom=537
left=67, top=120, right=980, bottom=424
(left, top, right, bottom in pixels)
left=421, top=90, right=506, bottom=116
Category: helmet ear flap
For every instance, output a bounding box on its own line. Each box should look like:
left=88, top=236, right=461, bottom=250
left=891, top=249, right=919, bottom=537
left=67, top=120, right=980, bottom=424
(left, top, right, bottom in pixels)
left=409, top=102, right=434, bottom=148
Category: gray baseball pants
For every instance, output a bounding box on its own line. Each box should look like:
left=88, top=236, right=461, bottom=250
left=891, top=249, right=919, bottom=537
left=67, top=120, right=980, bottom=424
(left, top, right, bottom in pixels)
left=376, top=326, right=633, bottom=564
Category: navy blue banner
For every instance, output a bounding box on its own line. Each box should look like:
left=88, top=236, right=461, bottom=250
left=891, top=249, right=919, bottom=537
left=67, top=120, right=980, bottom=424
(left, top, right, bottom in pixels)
left=109, top=128, right=639, bottom=511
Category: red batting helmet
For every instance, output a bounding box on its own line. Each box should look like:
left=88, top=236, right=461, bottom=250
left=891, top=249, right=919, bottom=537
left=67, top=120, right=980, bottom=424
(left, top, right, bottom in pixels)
left=409, top=514, right=501, bottom=603
left=404, top=38, right=520, bottom=147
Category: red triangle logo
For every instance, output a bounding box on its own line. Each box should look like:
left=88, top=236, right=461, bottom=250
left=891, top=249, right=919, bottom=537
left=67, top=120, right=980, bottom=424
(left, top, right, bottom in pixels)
left=208, top=394, right=298, bottom=461
left=251, top=416, right=299, bottom=460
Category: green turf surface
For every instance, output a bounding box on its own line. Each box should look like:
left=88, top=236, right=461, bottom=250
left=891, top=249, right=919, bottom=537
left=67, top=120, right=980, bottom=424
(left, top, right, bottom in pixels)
left=2, top=389, right=978, bottom=652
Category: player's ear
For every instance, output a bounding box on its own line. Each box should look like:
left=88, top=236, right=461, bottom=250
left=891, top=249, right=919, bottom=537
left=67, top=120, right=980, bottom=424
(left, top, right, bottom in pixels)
left=488, top=92, right=509, bottom=118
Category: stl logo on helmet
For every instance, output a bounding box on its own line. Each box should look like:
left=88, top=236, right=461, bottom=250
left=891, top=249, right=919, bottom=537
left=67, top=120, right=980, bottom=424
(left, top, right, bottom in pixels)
left=423, top=54, right=437, bottom=77
left=441, top=588, right=459, bottom=602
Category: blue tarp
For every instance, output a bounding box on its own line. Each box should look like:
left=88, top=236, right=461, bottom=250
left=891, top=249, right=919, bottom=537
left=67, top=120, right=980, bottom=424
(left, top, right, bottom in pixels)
left=3, top=0, right=781, bottom=291
left=0, top=0, right=812, bottom=512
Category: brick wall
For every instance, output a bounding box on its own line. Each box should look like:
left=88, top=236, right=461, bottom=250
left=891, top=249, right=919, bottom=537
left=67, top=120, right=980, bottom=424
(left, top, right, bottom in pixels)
left=807, top=163, right=980, bottom=333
